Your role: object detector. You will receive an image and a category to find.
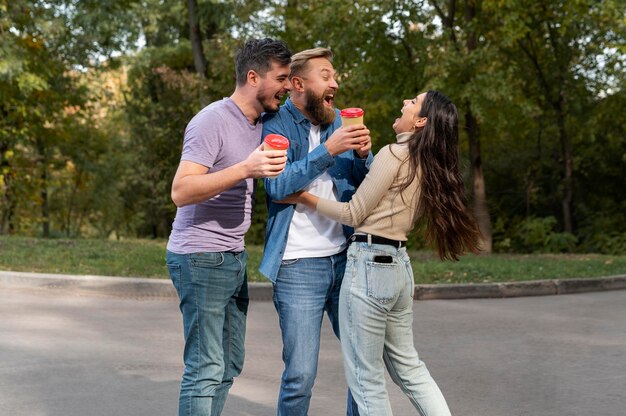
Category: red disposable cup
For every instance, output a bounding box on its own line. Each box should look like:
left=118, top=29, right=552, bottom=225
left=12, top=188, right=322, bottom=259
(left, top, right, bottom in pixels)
left=340, top=108, right=364, bottom=126
left=263, top=134, right=290, bottom=151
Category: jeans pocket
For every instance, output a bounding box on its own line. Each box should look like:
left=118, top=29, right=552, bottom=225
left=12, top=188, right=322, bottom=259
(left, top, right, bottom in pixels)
left=190, top=252, right=225, bottom=268
left=166, top=263, right=182, bottom=293
left=365, top=260, right=401, bottom=304
left=280, top=258, right=300, bottom=266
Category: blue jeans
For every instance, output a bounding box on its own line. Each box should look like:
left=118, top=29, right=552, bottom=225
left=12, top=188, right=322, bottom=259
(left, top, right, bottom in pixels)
left=340, top=243, right=451, bottom=416
left=166, top=250, right=249, bottom=416
left=273, top=252, right=359, bottom=416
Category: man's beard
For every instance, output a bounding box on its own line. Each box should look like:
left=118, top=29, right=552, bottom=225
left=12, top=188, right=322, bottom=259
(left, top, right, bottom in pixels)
left=304, top=89, right=336, bottom=125
left=256, top=86, right=281, bottom=113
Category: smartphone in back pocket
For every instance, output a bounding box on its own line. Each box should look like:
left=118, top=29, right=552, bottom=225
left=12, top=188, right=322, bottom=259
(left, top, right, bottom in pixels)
left=373, top=255, right=393, bottom=263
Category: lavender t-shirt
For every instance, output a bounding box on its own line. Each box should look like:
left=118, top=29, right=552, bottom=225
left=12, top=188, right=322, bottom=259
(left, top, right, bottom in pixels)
left=167, top=98, right=262, bottom=254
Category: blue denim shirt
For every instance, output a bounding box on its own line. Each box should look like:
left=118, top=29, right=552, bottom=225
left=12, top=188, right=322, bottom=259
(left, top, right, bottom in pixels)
left=259, top=98, right=373, bottom=282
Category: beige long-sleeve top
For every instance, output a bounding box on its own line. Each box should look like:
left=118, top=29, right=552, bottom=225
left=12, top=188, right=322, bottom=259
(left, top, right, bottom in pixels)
left=316, top=132, right=420, bottom=241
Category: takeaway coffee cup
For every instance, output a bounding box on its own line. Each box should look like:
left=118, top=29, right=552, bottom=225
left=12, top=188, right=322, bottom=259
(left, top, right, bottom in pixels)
left=340, top=108, right=364, bottom=127
left=263, top=134, right=290, bottom=151
left=263, top=134, right=289, bottom=178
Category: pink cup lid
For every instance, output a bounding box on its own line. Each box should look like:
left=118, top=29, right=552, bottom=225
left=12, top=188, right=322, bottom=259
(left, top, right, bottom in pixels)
left=264, top=134, right=290, bottom=149
left=340, top=108, right=364, bottom=118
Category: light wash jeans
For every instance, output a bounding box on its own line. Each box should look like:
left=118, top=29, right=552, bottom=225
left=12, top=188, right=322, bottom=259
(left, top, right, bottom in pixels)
left=166, top=250, right=249, bottom=416
left=340, top=242, right=451, bottom=416
left=272, top=252, right=360, bottom=416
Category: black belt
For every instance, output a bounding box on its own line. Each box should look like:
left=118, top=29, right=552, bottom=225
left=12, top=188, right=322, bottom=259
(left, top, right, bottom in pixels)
left=349, top=234, right=406, bottom=248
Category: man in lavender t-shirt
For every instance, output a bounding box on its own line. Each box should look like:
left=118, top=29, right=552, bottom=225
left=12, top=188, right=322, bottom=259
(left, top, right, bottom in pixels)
left=166, top=38, right=291, bottom=416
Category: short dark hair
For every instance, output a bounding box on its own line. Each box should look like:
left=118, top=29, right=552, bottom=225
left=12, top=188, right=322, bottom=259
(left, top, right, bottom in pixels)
left=235, top=38, right=292, bottom=86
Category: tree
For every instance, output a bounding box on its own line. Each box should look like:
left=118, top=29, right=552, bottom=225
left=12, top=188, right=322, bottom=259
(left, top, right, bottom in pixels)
left=0, top=0, right=141, bottom=236
left=427, top=0, right=500, bottom=252
left=488, top=0, right=625, bottom=234
left=120, top=0, right=263, bottom=238
left=187, top=0, right=208, bottom=77
left=1, top=0, right=624, bottom=253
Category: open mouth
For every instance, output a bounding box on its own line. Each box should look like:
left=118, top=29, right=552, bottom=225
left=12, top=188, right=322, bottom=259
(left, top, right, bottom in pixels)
left=323, top=93, right=334, bottom=107
left=274, top=92, right=285, bottom=103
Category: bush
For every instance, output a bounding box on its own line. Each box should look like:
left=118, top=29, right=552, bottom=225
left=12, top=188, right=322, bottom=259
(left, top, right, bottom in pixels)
left=504, top=216, right=578, bottom=253
left=579, top=232, right=626, bottom=255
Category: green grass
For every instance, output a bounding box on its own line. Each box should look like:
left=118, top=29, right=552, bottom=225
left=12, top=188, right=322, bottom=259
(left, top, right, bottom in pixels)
left=1, top=236, right=625, bottom=283
left=408, top=251, right=626, bottom=284
left=0, top=236, right=168, bottom=279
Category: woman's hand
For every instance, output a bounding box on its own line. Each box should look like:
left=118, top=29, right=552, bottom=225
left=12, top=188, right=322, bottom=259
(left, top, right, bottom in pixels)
left=274, top=191, right=319, bottom=209
left=275, top=191, right=305, bottom=205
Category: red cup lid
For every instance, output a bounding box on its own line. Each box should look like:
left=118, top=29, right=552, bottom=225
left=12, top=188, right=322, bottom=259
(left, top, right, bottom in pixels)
left=340, top=108, right=364, bottom=118
left=264, top=134, right=290, bottom=149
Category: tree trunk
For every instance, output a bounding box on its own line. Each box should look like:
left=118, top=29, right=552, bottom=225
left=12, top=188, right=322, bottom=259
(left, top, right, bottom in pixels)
left=544, top=16, right=574, bottom=233
left=466, top=109, right=493, bottom=252
left=428, top=0, right=493, bottom=251
left=41, top=164, right=50, bottom=238
left=285, top=0, right=299, bottom=42
left=1, top=168, right=16, bottom=235
left=0, top=141, right=11, bottom=234
left=65, top=168, right=84, bottom=237
left=464, top=2, right=493, bottom=252
left=556, top=107, right=573, bottom=233
left=36, top=139, right=50, bottom=237
left=187, top=0, right=208, bottom=78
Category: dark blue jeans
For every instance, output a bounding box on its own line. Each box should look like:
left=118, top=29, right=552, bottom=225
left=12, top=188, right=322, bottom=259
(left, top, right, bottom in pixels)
left=166, top=250, right=249, bottom=416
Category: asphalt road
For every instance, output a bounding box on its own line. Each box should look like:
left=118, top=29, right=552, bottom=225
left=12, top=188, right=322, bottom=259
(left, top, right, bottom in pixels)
left=1, top=287, right=625, bottom=416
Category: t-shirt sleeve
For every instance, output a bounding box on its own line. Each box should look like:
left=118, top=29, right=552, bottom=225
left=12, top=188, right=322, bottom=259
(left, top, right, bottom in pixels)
left=180, top=109, right=224, bottom=169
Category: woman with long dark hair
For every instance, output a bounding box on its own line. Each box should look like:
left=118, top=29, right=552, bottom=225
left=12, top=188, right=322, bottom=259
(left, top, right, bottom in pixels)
left=278, top=90, right=482, bottom=415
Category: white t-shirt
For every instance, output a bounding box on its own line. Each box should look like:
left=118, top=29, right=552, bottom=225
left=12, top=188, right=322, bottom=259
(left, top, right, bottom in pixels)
left=283, top=125, right=346, bottom=260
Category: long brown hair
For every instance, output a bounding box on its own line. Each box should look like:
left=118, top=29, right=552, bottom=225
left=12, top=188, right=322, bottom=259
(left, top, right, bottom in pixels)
left=399, top=91, right=482, bottom=260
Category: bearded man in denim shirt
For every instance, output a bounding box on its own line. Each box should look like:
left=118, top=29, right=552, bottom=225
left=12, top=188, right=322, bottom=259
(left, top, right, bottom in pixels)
left=259, top=47, right=373, bottom=416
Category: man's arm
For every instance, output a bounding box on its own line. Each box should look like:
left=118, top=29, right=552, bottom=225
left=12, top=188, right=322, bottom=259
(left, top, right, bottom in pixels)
left=351, top=133, right=374, bottom=186
left=351, top=150, right=374, bottom=187
left=264, top=124, right=372, bottom=201
left=171, top=145, right=287, bottom=207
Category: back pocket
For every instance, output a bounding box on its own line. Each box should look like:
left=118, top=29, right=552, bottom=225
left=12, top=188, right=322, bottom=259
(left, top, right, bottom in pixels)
left=365, top=260, right=402, bottom=304
left=166, top=263, right=182, bottom=294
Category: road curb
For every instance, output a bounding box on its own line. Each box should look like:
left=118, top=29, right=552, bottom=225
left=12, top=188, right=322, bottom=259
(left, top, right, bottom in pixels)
left=1, top=270, right=625, bottom=301
left=413, top=275, right=626, bottom=300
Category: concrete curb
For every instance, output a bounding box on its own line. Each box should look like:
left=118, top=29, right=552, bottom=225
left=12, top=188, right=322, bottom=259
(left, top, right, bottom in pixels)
left=1, top=270, right=625, bottom=301
left=413, top=275, right=626, bottom=300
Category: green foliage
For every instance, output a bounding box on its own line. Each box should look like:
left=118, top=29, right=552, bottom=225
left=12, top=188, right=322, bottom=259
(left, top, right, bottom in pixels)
left=496, top=216, right=578, bottom=254
left=1, top=0, right=624, bottom=256
left=265, top=0, right=432, bottom=149
left=520, top=217, right=578, bottom=253
left=1, top=0, right=90, bottom=235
